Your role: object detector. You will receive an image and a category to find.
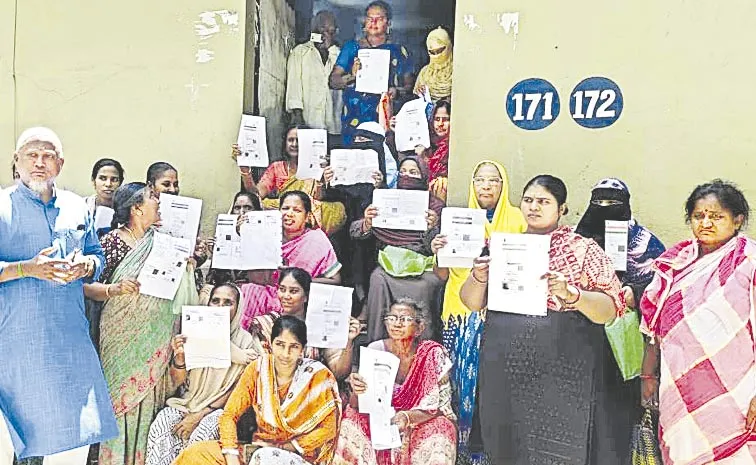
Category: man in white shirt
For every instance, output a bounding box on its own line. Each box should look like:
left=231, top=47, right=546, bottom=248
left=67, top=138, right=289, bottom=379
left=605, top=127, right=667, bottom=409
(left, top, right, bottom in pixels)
left=286, top=10, right=343, bottom=138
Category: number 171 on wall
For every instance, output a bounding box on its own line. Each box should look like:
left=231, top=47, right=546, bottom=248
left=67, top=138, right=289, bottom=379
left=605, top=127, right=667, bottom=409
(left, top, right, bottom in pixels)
left=505, top=78, right=561, bottom=130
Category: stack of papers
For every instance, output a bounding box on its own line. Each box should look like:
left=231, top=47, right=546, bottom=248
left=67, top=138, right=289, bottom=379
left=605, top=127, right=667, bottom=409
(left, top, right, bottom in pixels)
left=296, top=129, right=328, bottom=180
left=372, top=189, right=429, bottom=232
left=358, top=347, right=402, bottom=450
left=395, top=98, right=431, bottom=152
left=437, top=208, right=487, bottom=268
left=488, top=233, right=550, bottom=316
left=236, top=115, right=269, bottom=168
left=181, top=306, right=231, bottom=370
left=239, top=211, right=283, bottom=269
left=137, top=232, right=192, bottom=300
left=330, top=149, right=379, bottom=186
left=355, top=49, right=391, bottom=94
left=305, top=284, right=354, bottom=349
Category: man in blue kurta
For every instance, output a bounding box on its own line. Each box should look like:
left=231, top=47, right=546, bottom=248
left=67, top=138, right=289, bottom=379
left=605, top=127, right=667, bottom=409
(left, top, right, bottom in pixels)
left=0, top=127, right=118, bottom=464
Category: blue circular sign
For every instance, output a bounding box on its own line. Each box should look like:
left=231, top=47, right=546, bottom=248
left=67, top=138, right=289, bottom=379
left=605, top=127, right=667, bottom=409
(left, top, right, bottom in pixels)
left=505, top=78, right=561, bottom=130
left=569, top=77, right=623, bottom=129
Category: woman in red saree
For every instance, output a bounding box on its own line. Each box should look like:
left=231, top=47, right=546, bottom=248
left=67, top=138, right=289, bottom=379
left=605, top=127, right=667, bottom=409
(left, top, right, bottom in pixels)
left=332, top=298, right=457, bottom=465
left=640, top=180, right=756, bottom=464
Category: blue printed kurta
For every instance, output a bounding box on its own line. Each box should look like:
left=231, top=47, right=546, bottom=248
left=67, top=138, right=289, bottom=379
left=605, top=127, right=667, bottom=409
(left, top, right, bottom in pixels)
left=0, top=183, right=118, bottom=458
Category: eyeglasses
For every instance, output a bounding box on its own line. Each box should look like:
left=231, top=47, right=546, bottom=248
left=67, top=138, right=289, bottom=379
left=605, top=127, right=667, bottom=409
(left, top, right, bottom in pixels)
left=383, top=315, right=418, bottom=325
left=590, top=199, right=623, bottom=207
left=473, top=177, right=503, bottom=186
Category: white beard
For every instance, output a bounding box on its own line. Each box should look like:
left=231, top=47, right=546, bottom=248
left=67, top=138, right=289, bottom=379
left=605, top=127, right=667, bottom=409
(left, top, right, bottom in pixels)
left=27, top=179, right=54, bottom=194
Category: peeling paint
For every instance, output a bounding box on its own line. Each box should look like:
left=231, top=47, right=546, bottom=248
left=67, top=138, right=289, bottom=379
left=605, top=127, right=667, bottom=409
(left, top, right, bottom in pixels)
left=196, top=49, right=215, bottom=63
left=463, top=14, right=481, bottom=32
left=497, top=13, right=520, bottom=50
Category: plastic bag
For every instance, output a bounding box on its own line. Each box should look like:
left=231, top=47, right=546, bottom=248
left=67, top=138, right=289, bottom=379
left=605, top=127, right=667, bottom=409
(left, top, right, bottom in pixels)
left=605, top=308, right=644, bottom=381
left=377, top=246, right=434, bottom=278
left=630, top=409, right=663, bottom=465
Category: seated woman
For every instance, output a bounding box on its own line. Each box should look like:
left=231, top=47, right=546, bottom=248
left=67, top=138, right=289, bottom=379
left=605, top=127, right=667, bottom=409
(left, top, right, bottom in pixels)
left=85, top=158, right=125, bottom=237
left=145, top=283, right=257, bottom=465
left=459, top=175, right=626, bottom=465
left=351, top=157, right=443, bottom=342
left=332, top=298, right=457, bottom=465
left=233, top=124, right=346, bottom=236
left=247, top=267, right=358, bottom=380
left=239, top=191, right=342, bottom=328
left=199, top=191, right=263, bottom=304
left=174, top=316, right=342, bottom=465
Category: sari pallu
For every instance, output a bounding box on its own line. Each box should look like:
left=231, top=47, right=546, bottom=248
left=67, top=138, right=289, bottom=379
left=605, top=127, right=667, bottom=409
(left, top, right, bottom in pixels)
left=261, top=174, right=346, bottom=236
left=640, top=235, right=756, bottom=465
left=240, top=228, right=341, bottom=329
left=332, top=341, right=457, bottom=465
left=99, top=230, right=198, bottom=465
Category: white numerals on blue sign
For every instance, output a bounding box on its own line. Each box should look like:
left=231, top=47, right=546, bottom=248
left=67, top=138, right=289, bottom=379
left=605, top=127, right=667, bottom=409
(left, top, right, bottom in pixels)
left=506, top=78, right=560, bottom=130
left=569, top=77, right=623, bottom=128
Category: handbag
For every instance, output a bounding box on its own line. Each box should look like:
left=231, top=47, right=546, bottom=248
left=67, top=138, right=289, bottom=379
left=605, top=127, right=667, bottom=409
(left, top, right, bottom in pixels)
left=630, top=408, right=663, bottom=465
left=604, top=308, right=644, bottom=381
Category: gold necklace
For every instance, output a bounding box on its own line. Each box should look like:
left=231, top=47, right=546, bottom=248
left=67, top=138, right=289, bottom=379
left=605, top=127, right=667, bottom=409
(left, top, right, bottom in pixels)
left=122, top=226, right=138, bottom=243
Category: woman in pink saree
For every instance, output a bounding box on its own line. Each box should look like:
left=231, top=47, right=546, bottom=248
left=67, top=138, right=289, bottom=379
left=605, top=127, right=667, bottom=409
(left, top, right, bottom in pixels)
left=640, top=180, right=756, bottom=464
left=239, top=190, right=341, bottom=330
left=333, top=298, right=456, bottom=465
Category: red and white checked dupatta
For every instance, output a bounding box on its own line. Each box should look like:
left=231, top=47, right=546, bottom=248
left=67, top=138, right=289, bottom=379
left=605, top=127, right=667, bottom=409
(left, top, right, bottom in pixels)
left=640, top=235, right=756, bottom=464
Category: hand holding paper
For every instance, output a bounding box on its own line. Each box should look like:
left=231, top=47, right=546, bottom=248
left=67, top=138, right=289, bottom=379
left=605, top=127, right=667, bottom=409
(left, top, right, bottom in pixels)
left=236, top=115, right=269, bottom=168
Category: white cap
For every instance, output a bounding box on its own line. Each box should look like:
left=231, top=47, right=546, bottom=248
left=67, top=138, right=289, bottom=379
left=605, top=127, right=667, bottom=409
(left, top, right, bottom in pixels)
left=15, top=127, right=64, bottom=158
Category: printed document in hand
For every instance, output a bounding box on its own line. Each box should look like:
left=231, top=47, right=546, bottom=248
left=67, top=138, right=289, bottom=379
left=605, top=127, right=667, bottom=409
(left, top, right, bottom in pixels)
left=372, top=189, right=429, bottom=232
left=355, top=49, right=391, bottom=94
left=211, top=214, right=243, bottom=270
left=94, top=206, right=115, bottom=232
left=395, top=98, right=431, bottom=152
left=236, top=115, right=269, bottom=167
left=437, top=207, right=487, bottom=268
left=138, top=232, right=191, bottom=300
left=181, top=306, right=231, bottom=370
left=488, top=233, right=550, bottom=316
left=604, top=220, right=629, bottom=272
left=305, top=283, right=354, bottom=349
left=239, top=211, right=283, bottom=269
left=158, top=194, right=202, bottom=246
left=370, top=409, right=402, bottom=450
left=296, top=129, right=328, bottom=180
left=358, top=346, right=400, bottom=415
left=330, top=149, right=379, bottom=186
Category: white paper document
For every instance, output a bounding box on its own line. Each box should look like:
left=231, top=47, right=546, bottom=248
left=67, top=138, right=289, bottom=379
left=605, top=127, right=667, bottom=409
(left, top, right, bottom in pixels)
left=239, top=211, right=283, bottom=269
left=305, top=283, right=353, bottom=349
left=236, top=115, right=269, bottom=167
left=370, top=410, right=402, bottom=450
left=358, top=346, right=400, bottom=415
left=158, top=194, right=202, bottom=245
left=211, top=214, right=243, bottom=270
left=181, top=306, right=231, bottom=370
left=355, top=49, right=391, bottom=94
left=94, top=206, right=114, bottom=231
left=330, top=149, right=379, bottom=186
left=437, top=207, right=487, bottom=268
left=138, top=232, right=192, bottom=300
left=296, top=129, right=328, bottom=180
left=372, top=189, right=429, bottom=232
left=605, top=220, right=629, bottom=272
left=488, top=233, right=551, bottom=316
left=395, top=98, right=431, bottom=152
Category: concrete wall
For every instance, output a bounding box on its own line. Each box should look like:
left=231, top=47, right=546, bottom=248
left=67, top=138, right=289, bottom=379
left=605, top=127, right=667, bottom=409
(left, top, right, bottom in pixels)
left=1, top=0, right=247, bottom=233
left=449, top=0, right=756, bottom=243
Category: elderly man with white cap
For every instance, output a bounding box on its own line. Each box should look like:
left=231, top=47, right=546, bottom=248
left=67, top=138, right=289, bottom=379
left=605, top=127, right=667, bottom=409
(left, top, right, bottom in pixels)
left=0, top=127, right=117, bottom=464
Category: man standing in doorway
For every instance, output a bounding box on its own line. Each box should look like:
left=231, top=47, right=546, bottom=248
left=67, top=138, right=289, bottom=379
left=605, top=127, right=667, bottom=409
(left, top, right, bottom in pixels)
left=286, top=10, right=344, bottom=142
left=0, top=127, right=117, bottom=464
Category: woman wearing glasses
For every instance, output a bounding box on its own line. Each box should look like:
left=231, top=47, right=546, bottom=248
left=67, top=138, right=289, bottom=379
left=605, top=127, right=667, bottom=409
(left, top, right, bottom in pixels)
left=333, top=298, right=457, bottom=465
left=329, top=1, right=414, bottom=144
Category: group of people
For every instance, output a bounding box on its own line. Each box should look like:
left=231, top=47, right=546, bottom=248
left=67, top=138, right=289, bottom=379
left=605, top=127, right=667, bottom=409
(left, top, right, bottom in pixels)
left=4, top=2, right=756, bottom=465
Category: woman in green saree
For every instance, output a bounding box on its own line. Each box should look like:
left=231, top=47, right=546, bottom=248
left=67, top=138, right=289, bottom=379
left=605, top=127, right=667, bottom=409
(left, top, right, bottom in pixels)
left=95, top=182, right=199, bottom=465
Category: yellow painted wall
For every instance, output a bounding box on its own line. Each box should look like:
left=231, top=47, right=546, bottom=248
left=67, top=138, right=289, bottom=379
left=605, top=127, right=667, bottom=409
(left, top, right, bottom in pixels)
left=448, top=1, right=756, bottom=244
left=1, top=0, right=247, bottom=233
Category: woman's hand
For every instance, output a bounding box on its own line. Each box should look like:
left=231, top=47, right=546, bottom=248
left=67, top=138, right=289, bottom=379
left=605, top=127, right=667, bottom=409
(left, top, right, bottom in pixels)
left=363, top=205, right=379, bottom=230
left=430, top=234, right=448, bottom=256
left=389, top=116, right=397, bottom=132
left=640, top=377, right=659, bottom=411
left=173, top=411, right=205, bottom=440
left=323, top=166, right=335, bottom=185
left=471, top=256, right=491, bottom=283
left=347, top=317, right=360, bottom=343
left=425, top=209, right=439, bottom=230
left=414, top=145, right=426, bottom=156
left=622, top=286, right=636, bottom=309
left=347, top=373, right=368, bottom=395
left=351, top=58, right=362, bottom=77
left=231, top=144, right=241, bottom=161
left=543, top=271, right=579, bottom=302
left=231, top=344, right=259, bottom=365
left=391, top=411, right=411, bottom=434
left=416, top=84, right=428, bottom=97
left=112, top=278, right=140, bottom=296
left=236, top=213, right=247, bottom=235
left=171, top=335, right=187, bottom=364
left=372, top=171, right=384, bottom=188
left=746, top=397, right=756, bottom=432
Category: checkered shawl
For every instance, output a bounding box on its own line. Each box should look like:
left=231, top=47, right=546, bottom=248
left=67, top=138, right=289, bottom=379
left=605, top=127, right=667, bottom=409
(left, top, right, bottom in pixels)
left=640, top=235, right=756, bottom=464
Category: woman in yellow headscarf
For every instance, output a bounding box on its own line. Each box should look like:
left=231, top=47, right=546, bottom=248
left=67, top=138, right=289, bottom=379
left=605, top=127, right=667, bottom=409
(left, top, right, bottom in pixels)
left=414, top=27, right=453, bottom=102
left=429, top=160, right=526, bottom=463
